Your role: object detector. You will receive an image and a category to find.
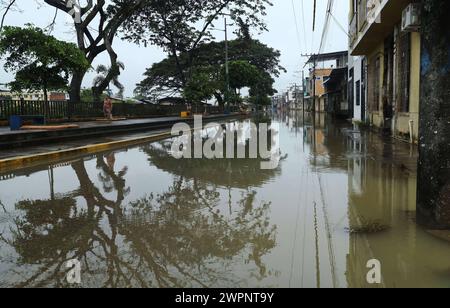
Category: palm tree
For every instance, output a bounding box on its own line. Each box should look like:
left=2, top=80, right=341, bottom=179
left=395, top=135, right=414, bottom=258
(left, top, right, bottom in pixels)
left=93, top=61, right=125, bottom=100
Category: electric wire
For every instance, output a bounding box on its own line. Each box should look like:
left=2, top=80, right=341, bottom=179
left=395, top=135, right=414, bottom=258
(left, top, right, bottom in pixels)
left=291, top=0, right=303, bottom=52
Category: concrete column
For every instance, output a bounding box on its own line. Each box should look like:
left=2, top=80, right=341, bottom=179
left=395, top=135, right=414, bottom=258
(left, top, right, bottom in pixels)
left=417, top=0, right=450, bottom=228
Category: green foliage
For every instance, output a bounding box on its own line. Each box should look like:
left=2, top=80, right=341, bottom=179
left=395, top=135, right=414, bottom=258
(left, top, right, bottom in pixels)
left=122, top=0, right=272, bottom=52
left=136, top=38, right=284, bottom=105
left=125, top=0, right=274, bottom=106
left=249, top=94, right=271, bottom=106
left=227, top=60, right=260, bottom=90
left=0, top=25, right=89, bottom=96
left=183, top=67, right=218, bottom=103
left=248, top=71, right=276, bottom=106
left=80, top=88, right=107, bottom=103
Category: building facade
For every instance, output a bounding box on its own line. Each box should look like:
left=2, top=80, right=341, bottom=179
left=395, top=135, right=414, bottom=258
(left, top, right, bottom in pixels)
left=305, top=68, right=333, bottom=113
left=348, top=56, right=367, bottom=122
left=0, top=90, right=69, bottom=101
left=349, top=0, right=421, bottom=142
left=304, top=52, right=349, bottom=116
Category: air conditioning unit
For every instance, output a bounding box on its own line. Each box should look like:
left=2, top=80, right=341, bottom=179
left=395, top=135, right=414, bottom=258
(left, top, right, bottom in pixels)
left=402, top=3, right=421, bottom=32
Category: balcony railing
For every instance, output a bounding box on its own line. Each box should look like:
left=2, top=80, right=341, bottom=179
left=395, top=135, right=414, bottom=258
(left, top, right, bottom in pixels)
left=358, top=0, right=368, bottom=32
left=349, top=13, right=358, bottom=46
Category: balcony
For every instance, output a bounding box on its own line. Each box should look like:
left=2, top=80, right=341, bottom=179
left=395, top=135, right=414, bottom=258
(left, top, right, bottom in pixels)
left=349, top=13, right=358, bottom=46
left=358, top=0, right=368, bottom=32
left=350, top=0, right=413, bottom=55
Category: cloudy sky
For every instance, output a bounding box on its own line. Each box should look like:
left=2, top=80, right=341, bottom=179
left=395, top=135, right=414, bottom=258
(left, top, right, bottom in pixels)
left=0, top=0, right=349, bottom=97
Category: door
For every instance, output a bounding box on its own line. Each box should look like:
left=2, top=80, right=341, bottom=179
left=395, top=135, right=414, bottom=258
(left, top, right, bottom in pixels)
left=361, top=58, right=367, bottom=121
left=383, top=35, right=395, bottom=133
left=349, top=68, right=354, bottom=119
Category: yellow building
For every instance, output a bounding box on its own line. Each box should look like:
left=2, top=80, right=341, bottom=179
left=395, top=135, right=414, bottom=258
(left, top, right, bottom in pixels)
left=310, top=68, right=333, bottom=113
left=349, top=0, right=421, bottom=143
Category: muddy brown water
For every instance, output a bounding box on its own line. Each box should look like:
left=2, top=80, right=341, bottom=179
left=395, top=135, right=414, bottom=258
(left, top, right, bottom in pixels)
left=0, top=112, right=449, bottom=288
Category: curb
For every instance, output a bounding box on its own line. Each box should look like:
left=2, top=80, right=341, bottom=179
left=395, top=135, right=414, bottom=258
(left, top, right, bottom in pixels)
left=0, top=131, right=173, bottom=172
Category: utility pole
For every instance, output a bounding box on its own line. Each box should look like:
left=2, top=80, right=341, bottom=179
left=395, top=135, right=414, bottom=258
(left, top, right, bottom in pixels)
left=302, top=70, right=305, bottom=119
left=224, top=17, right=230, bottom=112
left=211, top=16, right=233, bottom=112
left=312, top=57, right=317, bottom=119
left=302, top=53, right=318, bottom=119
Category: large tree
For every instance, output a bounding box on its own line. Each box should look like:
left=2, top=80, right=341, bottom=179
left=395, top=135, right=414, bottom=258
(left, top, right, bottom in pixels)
left=135, top=38, right=284, bottom=106
left=0, top=26, right=89, bottom=113
left=41, top=0, right=147, bottom=102
left=122, top=0, right=272, bottom=87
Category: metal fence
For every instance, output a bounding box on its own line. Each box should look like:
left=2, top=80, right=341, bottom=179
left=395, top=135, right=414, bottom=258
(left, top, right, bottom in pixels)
left=0, top=99, right=231, bottom=121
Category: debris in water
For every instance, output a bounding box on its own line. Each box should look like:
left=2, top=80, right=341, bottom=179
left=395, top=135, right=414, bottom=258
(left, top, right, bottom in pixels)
left=346, top=218, right=391, bottom=234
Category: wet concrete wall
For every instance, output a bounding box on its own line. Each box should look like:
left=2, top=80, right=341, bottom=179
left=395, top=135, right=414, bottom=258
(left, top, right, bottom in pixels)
left=417, top=0, right=450, bottom=228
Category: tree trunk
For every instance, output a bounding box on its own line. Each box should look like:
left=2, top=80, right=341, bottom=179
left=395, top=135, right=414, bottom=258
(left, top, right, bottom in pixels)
left=69, top=70, right=85, bottom=103
left=92, top=35, right=119, bottom=104
left=92, top=86, right=103, bottom=104
left=214, top=92, right=224, bottom=108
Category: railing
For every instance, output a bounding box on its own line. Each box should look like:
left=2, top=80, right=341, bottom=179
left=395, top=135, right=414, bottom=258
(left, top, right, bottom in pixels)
left=349, top=13, right=358, bottom=46
left=358, top=0, right=368, bottom=32
left=0, top=100, right=98, bottom=120
left=0, top=100, right=235, bottom=121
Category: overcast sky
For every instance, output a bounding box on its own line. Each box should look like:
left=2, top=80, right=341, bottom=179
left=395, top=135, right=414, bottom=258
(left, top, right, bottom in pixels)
left=0, top=0, right=349, bottom=97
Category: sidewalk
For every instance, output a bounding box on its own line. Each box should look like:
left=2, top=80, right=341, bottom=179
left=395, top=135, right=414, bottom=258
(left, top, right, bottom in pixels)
left=0, top=113, right=244, bottom=149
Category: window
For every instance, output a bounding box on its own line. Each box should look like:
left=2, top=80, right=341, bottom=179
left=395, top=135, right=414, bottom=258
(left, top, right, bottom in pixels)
left=398, top=33, right=411, bottom=112
left=374, top=57, right=381, bottom=111
left=368, top=56, right=381, bottom=111
left=356, top=81, right=361, bottom=106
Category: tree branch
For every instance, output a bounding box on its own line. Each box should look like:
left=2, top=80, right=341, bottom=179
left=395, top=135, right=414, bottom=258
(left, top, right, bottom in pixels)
left=0, top=0, right=17, bottom=31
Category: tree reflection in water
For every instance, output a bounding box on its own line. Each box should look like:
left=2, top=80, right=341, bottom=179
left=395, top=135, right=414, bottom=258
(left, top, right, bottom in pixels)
left=0, top=150, right=277, bottom=288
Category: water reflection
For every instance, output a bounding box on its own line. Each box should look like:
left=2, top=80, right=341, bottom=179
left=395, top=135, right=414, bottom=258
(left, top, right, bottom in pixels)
left=0, top=149, right=277, bottom=287
left=1, top=113, right=450, bottom=288
left=301, top=112, right=450, bottom=288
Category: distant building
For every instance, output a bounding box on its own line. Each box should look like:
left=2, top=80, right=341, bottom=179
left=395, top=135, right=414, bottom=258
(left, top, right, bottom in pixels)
left=0, top=89, right=12, bottom=100
left=0, top=89, right=69, bottom=101
left=304, top=51, right=349, bottom=115
left=158, top=97, right=186, bottom=106
left=323, top=67, right=349, bottom=117
left=49, top=92, right=69, bottom=101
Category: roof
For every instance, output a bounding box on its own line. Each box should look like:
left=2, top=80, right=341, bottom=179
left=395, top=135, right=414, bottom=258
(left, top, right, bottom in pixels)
left=323, top=67, right=348, bottom=93
left=323, top=67, right=348, bottom=84
left=306, top=51, right=348, bottom=65
left=158, top=97, right=185, bottom=104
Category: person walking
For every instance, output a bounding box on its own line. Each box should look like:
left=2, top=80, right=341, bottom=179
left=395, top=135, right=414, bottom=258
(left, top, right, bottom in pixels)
left=103, top=96, right=113, bottom=120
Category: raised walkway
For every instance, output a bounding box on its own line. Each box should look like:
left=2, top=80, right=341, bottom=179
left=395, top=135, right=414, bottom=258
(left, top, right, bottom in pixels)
left=0, top=114, right=243, bottom=149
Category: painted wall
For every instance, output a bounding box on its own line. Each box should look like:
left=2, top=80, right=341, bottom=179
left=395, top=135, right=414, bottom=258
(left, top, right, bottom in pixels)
left=310, top=69, right=333, bottom=97
left=393, top=33, right=421, bottom=142
left=367, top=42, right=385, bottom=129
left=349, top=56, right=365, bottom=121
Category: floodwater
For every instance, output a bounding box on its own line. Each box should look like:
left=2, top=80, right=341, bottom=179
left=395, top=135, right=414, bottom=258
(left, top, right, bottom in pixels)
left=0, top=112, right=449, bottom=288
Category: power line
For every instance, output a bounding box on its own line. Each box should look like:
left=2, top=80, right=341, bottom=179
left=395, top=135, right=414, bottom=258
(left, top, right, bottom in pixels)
left=329, top=10, right=350, bottom=38
left=318, top=0, right=334, bottom=54
left=312, top=0, right=317, bottom=32
left=291, top=0, right=303, bottom=52
left=300, top=0, right=308, bottom=53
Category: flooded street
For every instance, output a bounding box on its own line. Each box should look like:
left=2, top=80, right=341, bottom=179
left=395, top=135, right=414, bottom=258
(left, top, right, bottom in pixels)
left=0, top=112, right=449, bottom=288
